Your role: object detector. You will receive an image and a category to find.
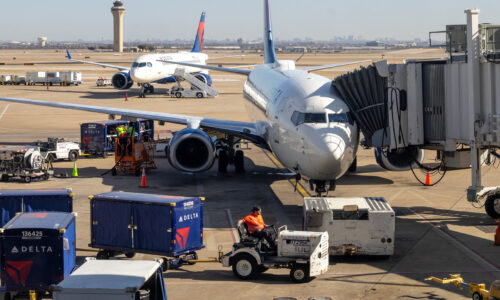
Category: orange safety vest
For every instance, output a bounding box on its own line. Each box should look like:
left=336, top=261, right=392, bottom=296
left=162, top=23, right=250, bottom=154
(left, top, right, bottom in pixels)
left=243, top=213, right=265, bottom=233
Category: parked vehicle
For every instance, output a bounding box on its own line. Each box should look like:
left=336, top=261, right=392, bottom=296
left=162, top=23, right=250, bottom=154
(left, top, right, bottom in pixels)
left=25, top=72, right=46, bottom=85
left=58, top=72, right=82, bottom=86
left=0, top=146, right=52, bottom=183
left=33, top=137, right=81, bottom=162
left=96, top=77, right=111, bottom=87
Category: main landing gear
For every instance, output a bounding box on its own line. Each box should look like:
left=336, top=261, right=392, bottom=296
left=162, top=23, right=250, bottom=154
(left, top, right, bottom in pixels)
left=309, top=180, right=336, bottom=196
left=138, top=83, right=154, bottom=98
left=217, top=138, right=245, bottom=174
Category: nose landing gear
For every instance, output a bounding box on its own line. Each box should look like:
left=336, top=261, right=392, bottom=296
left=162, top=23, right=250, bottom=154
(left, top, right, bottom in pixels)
left=309, top=180, right=336, bottom=196
left=138, top=83, right=155, bottom=98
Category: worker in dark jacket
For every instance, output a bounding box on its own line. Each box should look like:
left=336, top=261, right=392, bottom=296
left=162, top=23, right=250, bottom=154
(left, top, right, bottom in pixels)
left=242, top=206, right=276, bottom=250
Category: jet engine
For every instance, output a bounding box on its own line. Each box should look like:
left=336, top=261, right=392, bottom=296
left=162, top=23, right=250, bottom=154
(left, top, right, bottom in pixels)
left=374, top=146, right=425, bottom=171
left=167, top=128, right=216, bottom=173
left=112, top=71, right=134, bottom=90
left=194, top=73, right=212, bottom=86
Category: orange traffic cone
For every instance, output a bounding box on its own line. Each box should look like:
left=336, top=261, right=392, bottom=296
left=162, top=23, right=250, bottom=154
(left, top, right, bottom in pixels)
left=425, top=169, right=432, bottom=186
left=139, top=167, right=148, bottom=188
left=495, top=219, right=500, bottom=245
left=125, top=93, right=128, bottom=101
left=46, top=83, right=49, bottom=90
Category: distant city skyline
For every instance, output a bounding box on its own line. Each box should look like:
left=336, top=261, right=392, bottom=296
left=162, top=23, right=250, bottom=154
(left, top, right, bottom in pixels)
left=0, top=0, right=499, bottom=43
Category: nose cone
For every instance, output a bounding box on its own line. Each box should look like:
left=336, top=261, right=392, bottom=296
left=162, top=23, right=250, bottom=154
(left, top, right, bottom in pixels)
left=130, top=68, right=142, bottom=82
left=308, top=133, right=348, bottom=179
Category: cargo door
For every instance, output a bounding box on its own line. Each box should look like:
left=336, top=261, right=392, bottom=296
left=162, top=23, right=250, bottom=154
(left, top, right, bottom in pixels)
left=172, top=200, right=203, bottom=255
left=132, top=204, right=172, bottom=252
left=91, top=200, right=131, bottom=248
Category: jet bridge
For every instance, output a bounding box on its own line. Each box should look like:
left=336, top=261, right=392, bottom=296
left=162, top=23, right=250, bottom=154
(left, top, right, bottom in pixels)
left=332, top=9, right=500, bottom=218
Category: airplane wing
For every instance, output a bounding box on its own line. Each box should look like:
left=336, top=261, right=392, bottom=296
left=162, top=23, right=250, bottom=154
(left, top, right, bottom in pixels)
left=0, top=97, right=270, bottom=151
left=66, top=50, right=129, bottom=71
left=300, top=60, right=371, bottom=72
left=157, top=59, right=251, bottom=76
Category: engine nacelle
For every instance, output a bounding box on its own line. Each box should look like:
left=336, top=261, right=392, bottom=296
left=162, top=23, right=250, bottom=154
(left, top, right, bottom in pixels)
left=112, top=71, right=134, bottom=90
left=194, top=73, right=212, bottom=86
left=168, top=129, right=216, bottom=173
left=374, top=146, right=425, bottom=171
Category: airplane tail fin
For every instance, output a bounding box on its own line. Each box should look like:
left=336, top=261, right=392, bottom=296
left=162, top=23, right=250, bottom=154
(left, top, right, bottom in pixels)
left=191, top=12, right=206, bottom=53
left=263, top=0, right=277, bottom=64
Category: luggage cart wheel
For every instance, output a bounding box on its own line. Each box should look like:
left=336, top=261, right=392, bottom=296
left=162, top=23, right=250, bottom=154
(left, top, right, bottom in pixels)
left=96, top=250, right=110, bottom=260
left=111, top=167, right=117, bottom=176
left=125, top=252, right=136, bottom=258
left=187, top=252, right=198, bottom=265
left=161, top=259, right=171, bottom=271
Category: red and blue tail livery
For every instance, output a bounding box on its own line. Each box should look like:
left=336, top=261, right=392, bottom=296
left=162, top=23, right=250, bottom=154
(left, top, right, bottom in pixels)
left=191, top=12, right=206, bottom=53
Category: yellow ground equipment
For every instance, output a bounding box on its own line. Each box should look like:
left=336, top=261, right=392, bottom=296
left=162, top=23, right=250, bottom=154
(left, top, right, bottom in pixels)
left=426, top=274, right=500, bottom=300
left=111, top=137, right=156, bottom=176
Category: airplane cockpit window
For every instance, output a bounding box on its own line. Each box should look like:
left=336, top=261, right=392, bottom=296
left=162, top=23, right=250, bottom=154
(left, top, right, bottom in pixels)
left=291, top=111, right=327, bottom=126
left=138, top=62, right=147, bottom=67
left=132, top=62, right=139, bottom=68
left=147, top=62, right=152, bottom=67
left=328, top=113, right=348, bottom=123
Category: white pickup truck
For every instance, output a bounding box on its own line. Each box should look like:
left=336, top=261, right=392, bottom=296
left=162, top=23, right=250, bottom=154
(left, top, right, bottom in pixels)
left=33, top=137, right=81, bottom=162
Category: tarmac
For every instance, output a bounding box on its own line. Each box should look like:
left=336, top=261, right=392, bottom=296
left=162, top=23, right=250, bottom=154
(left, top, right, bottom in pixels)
left=0, top=49, right=499, bottom=299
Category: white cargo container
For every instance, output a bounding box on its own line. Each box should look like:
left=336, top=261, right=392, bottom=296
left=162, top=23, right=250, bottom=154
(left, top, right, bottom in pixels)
left=46, top=72, right=60, bottom=85
left=303, top=197, right=395, bottom=256
left=26, top=72, right=47, bottom=85
left=0, top=75, right=12, bottom=85
left=59, top=71, right=82, bottom=86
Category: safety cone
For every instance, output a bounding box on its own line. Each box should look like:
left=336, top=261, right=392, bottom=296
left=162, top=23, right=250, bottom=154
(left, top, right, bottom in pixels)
left=46, top=83, right=49, bottom=90
left=495, top=219, right=500, bottom=245
left=139, top=167, right=148, bottom=188
left=125, top=93, right=128, bottom=101
left=72, top=162, right=78, bottom=177
left=424, top=167, right=432, bottom=186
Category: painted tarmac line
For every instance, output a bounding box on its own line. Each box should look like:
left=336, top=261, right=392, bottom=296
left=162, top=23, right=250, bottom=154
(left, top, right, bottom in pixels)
left=261, top=150, right=311, bottom=197
left=0, top=104, right=9, bottom=121
left=224, top=209, right=237, bottom=244
left=409, top=208, right=500, bottom=272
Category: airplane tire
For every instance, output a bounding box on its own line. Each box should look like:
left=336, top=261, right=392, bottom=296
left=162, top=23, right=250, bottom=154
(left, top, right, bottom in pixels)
left=196, top=92, right=203, bottom=98
left=348, top=157, right=357, bottom=173
left=218, top=150, right=228, bottom=173
left=485, top=194, right=500, bottom=219
left=175, top=92, right=182, bottom=98
left=234, top=150, right=245, bottom=173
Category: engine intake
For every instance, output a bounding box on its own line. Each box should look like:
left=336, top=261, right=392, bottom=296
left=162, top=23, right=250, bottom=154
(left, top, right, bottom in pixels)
left=168, top=129, right=215, bottom=173
left=374, top=146, right=424, bottom=171
left=112, top=71, right=134, bottom=90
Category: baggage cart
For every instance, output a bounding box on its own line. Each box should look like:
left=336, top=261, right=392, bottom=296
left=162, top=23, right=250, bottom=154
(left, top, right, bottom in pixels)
left=89, top=192, right=204, bottom=268
left=53, top=259, right=167, bottom=300
left=303, top=197, right=395, bottom=256
left=0, top=212, right=76, bottom=299
left=0, top=189, right=73, bottom=227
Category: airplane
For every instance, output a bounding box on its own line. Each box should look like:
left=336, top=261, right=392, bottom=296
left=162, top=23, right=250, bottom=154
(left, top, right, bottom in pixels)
left=0, top=0, right=415, bottom=195
left=66, top=12, right=211, bottom=98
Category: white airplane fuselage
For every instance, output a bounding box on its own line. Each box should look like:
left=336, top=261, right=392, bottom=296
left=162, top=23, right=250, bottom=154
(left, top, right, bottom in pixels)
left=130, top=52, right=208, bottom=84
left=243, top=60, right=358, bottom=181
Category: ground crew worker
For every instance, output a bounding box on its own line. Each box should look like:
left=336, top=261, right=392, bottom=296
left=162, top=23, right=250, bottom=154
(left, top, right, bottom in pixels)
left=116, top=124, right=128, bottom=156
left=127, top=123, right=136, bottom=139
left=116, top=124, right=127, bottom=137
left=242, top=206, right=276, bottom=250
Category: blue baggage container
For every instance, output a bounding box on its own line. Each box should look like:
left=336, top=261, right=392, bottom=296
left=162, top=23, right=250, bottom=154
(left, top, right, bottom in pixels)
left=89, top=192, right=204, bottom=258
left=0, top=212, right=76, bottom=293
left=0, top=189, right=73, bottom=227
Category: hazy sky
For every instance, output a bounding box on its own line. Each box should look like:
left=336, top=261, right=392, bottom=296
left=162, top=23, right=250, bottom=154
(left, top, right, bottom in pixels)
left=1, top=0, right=499, bottom=42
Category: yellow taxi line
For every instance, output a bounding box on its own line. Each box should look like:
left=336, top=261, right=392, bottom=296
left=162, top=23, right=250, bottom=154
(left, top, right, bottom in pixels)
left=262, top=150, right=311, bottom=197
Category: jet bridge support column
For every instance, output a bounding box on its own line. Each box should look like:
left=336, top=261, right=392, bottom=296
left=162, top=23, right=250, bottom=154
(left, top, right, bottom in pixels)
left=465, top=9, right=484, bottom=202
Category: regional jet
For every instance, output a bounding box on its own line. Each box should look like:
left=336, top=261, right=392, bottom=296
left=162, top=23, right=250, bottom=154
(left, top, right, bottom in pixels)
left=66, top=12, right=211, bottom=98
left=1, top=0, right=373, bottom=194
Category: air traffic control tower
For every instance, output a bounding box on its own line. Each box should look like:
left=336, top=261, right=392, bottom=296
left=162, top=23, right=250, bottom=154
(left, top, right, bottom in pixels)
left=111, top=1, right=125, bottom=52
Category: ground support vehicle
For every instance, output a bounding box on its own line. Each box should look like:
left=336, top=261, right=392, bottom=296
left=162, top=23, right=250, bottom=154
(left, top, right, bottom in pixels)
left=58, top=72, right=82, bottom=86
left=112, top=138, right=156, bottom=176
left=33, top=137, right=80, bottom=162
left=25, top=72, right=46, bottom=85
left=168, top=86, right=208, bottom=99
left=0, top=212, right=76, bottom=300
left=81, top=120, right=154, bottom=157
left=304, top=197, right=395, bottom=256
left=0, top=75, right=12, bottom=85
left=0, top=189, right=73, bottom=226
left=89, top=192, right=204, bottom=269
left=53, top=259, right=167, bottom=300
left=426, top=274, right=500, bottom=300
left=0, top=146, right=52, bottom=183
left=222, top=223, right=329, bottom=283
left=96, top=77, right=111, bottom=86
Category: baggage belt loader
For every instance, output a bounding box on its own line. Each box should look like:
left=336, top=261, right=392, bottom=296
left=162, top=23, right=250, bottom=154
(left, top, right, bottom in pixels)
left=222, top=224, right=329, bottom=283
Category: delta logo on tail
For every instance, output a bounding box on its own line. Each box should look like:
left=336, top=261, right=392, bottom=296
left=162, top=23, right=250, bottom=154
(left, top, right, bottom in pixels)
left=191, top=12, right=206, bottom=53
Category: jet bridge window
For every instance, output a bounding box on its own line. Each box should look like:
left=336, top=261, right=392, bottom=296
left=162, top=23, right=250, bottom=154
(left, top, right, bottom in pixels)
left=291, top=111, right=327, bottom=126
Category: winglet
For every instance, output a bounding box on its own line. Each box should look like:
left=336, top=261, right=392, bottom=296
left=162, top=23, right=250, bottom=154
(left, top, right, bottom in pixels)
left=191, top=12, right=206, bottom=53
left=263, top=0, right=277, bottom=64
left=66, top=49, right=72, bottom=60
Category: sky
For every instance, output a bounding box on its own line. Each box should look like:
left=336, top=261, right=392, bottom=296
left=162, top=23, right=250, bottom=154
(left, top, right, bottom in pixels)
left=1, top=0, right=499, bottom=42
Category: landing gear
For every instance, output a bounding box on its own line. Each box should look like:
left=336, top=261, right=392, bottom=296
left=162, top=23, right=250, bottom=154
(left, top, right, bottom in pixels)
left=234, top=150, right=245, bottom=173
left=218, top=149, right=228, bottom=173
left=216, top=137, right=245, bottom=174
left=309, top=180, right=335, bottom=196
left=138, top=83, right=154, bottom=98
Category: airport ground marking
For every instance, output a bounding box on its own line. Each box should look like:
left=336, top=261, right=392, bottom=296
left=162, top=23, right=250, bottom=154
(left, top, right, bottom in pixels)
left=261, top=150, right=311, bottom=197
left=0, top=104, right=9, bottom=121
left=224, top=209, right=237, bottom=244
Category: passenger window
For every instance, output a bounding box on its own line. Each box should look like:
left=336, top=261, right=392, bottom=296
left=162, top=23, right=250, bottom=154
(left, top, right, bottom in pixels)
left=147, top=62, right=152, bottom=67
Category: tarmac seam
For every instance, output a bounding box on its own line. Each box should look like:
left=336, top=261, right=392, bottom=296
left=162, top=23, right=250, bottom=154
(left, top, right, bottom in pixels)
left=0, top=104, right=9, bottom=121
left=408, top=208, right=500, bottom=272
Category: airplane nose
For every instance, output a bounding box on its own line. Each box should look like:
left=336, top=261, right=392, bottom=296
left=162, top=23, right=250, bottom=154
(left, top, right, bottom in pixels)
left=309, top=133, right=346, bottom=177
